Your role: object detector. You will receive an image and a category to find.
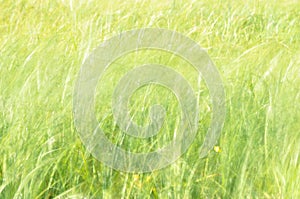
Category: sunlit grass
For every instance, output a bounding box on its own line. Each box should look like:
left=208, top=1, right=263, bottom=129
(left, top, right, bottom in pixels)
left=0, top=0, right=299, bottom=198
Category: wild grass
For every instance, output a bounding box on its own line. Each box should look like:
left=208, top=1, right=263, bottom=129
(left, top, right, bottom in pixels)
left=0, top=0, right=299, bottom=198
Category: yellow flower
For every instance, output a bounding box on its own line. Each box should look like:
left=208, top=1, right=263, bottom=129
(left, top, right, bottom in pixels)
left=133, top=174, right=142, bottom=189
left=146, top=175, right=152, bottom=182
left=133, top=174, right=139, bottom=181
left=214, top=146, right=221, bottom=153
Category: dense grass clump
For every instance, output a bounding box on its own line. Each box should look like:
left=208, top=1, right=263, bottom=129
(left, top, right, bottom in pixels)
left=0, top=0, right=299, bottom=198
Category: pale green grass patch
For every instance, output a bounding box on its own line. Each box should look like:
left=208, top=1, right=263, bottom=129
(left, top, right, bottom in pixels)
left=0, top=0, right=299, bottom=198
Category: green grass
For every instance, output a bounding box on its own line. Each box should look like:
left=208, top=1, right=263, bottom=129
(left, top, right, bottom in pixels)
left=1, top=0, right=300, bottom=198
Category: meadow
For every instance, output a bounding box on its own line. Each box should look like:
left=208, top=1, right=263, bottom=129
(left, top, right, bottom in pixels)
left=0, top=0, right=299, bottom=198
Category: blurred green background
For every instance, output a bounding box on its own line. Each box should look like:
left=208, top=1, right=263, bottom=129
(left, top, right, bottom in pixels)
left=0, top=0, right=299, bottom=198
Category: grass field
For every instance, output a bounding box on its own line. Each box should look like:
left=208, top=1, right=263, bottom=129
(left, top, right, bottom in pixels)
left=0, top=0, right=300, bottom=198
